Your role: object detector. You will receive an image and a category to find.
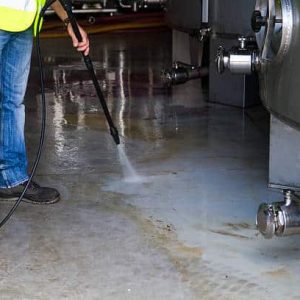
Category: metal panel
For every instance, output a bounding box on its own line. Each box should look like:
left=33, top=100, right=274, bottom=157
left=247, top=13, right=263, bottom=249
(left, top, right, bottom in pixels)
left=269, top=115, right=300, bottom=190
left=209, top=0, right=256, bottom=35
left=166, top=0, right=203, bottom=31
left=208, top=0, right=259, bottom=107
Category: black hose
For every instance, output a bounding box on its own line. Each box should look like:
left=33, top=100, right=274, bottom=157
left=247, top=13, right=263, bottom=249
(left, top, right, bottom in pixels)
left=0, top=0, right=56, bottom=228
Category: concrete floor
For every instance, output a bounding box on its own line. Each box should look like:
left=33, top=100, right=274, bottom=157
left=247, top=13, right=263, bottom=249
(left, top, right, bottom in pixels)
left=0, top=29, right=300, bottom=299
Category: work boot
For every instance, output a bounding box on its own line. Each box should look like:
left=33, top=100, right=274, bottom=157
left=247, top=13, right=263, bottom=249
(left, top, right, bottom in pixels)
left=0, top=181, right=60, bottom=204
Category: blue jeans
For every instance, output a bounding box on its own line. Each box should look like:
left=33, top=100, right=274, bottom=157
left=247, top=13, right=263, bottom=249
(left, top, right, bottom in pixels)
left=0, top=29, right=33, bottom=188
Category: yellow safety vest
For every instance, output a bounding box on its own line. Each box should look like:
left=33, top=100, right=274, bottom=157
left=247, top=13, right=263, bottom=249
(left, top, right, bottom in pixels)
left=0, top=0, right=47, bottom=35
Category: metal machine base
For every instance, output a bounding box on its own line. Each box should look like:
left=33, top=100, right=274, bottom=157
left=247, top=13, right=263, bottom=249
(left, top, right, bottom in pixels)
left=269, top=115, right=300, bottom=191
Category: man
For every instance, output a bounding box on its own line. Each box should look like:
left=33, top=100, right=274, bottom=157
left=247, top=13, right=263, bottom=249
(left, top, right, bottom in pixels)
left=0, top=0, right=89, bottom=204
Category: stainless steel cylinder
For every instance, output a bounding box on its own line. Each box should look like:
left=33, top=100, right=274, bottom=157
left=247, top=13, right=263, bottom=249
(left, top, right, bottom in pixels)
left=216, top=46, right=258, bottom=75
left=227, top=54, right=253, bottom=74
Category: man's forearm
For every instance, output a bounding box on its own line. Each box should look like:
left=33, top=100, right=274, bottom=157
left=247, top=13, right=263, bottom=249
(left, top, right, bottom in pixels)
left=51, top=1, right=68, bottom=22
left=49, top=0, right=90, bottom=55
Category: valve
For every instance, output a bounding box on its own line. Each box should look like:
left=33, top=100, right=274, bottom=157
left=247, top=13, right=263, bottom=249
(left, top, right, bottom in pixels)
left=216, top=36, right=259, bottom=75
left=256, top=190, right=300, bottom=239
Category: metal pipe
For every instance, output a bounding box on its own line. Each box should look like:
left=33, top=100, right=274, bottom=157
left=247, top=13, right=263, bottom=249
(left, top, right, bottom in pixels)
left=118, top=0, right=132, bottom=9
left=161, top=61, right=208, bottom=87
left=144, top=0, right=168, bottom=4
left=45, top=8, right=118, bottom=15
left=118, top=0, right=167, bottom=10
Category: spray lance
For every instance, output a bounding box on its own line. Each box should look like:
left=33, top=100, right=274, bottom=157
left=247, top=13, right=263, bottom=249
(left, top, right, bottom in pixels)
left=0, top=0, right=120, bottom=228
left=57, top=0, right=120, bottom=145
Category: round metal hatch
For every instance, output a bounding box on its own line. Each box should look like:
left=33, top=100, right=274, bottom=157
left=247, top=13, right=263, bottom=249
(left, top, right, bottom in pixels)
left=253, top=0, right=300, bottom=128
left=254, top=0, right=293, bottom=62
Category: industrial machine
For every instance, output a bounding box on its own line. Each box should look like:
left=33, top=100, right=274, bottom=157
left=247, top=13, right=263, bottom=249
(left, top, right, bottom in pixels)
left=117, top=0, right=167, bottom=11
left=45, top=0, right=167, bottom=15
left=215, top=0, right=300, bottom=239
left=161, top=0, right=210, bottom=87
left=163, top=0, right=259, bottom=106
left=165, top=0, right=300, bottom=239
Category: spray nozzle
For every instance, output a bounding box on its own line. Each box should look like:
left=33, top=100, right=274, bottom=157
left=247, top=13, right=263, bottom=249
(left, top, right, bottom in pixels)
left=110, top=126, right=120, bottom=145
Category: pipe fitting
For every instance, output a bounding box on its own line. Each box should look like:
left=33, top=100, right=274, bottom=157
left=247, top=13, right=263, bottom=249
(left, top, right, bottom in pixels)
left=161, top=61, right=208, bottom=86
left=256, top=190, right=300, bottom=239
left=216, top=37, right=260, bottom=75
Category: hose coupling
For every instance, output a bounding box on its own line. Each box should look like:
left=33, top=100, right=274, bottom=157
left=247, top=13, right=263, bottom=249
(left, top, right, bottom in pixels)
left=161, top=61, right=208, bottom=87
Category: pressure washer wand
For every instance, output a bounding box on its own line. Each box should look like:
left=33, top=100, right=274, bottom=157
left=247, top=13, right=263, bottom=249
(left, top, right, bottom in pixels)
left=58, top=0, right=120, bottom=145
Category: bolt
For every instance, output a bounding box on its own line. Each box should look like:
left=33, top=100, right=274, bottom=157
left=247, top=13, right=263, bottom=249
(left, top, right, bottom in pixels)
left=238, top=37, right=247, bottom=50
left=283, top=190, right=295, bottom=205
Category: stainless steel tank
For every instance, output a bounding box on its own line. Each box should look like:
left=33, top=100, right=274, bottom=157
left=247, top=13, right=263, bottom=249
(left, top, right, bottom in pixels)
left=254, top=0, right=300, bottom=128
left=254, top=0, right=300, bottom=238
left=215, top=0, right=300, bottom=238
left=217, top=0, right=299, bottom=128
left=166, top=0, right=300, bottom=238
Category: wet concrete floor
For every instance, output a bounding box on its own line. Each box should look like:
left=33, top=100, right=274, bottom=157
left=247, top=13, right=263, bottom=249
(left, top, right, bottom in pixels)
left=0, top=29, right=300, bottom=299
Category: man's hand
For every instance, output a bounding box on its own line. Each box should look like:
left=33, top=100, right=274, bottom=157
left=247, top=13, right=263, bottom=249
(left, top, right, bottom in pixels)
left=67, top=23, right=90, bottom=56
left=50, top=1, right=90, bottom=56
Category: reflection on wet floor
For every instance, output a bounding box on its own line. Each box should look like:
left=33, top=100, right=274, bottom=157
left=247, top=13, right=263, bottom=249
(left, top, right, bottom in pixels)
left=30, top=29, right=176, bottom=144
left=1, top=29, right=299, bottom=299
